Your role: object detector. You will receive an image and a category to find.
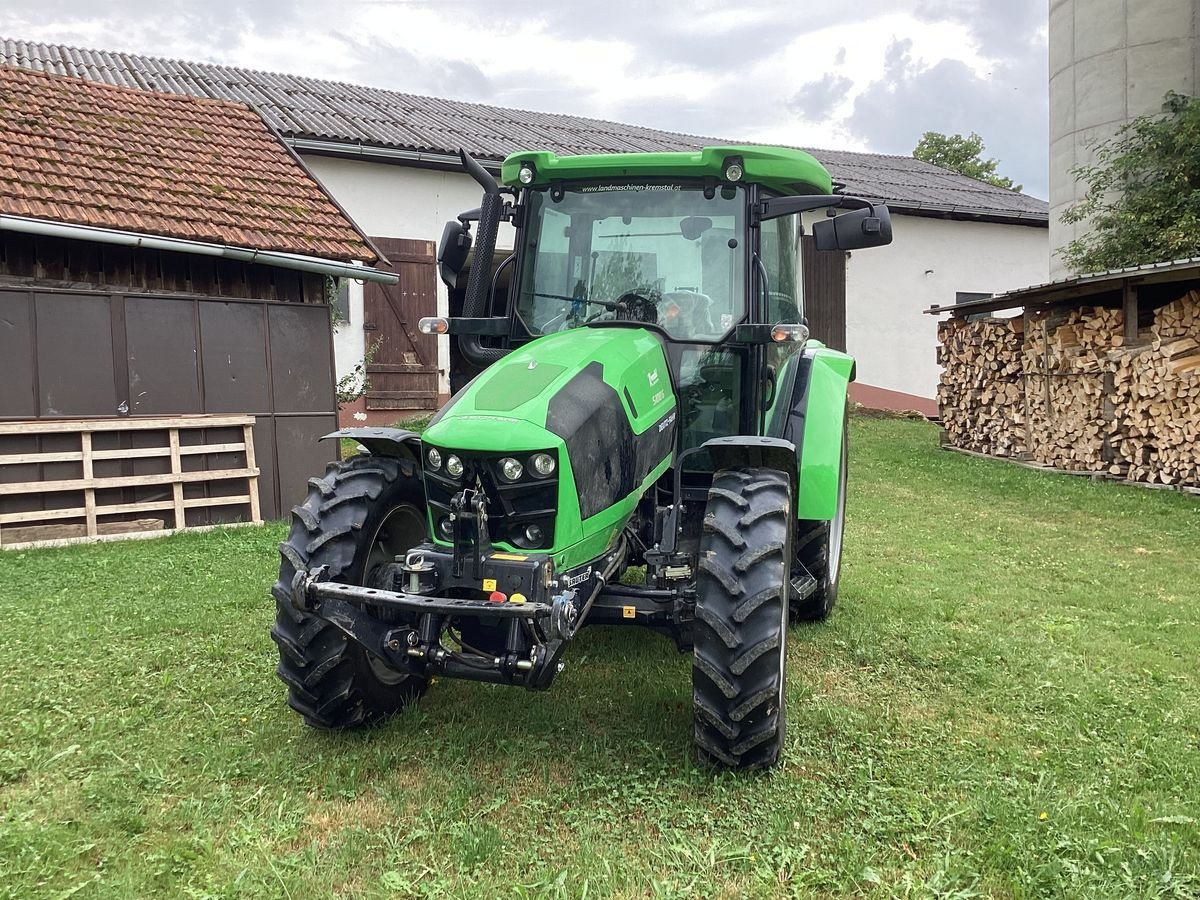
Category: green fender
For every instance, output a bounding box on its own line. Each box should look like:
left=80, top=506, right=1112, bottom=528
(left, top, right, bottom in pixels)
left=766, top=344, right=855, bottom=521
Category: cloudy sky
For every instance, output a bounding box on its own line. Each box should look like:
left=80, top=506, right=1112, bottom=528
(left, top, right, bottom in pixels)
left=1, top=0, right=1050, bottom=198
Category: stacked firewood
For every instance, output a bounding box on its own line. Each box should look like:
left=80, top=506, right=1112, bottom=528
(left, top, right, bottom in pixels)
left=938, top=290, right=1200, bottom=489
left=1108, top=294, right=1200, bottom=485
left=1023, top=306, right=1122, bottom=469
left=936, top=316, right=1026, bottom=456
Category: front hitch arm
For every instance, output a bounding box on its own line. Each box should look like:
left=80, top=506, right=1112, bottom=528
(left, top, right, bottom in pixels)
left=290, top=566, right=556, bottom=621
left=288, top=566, right=577, bottom=689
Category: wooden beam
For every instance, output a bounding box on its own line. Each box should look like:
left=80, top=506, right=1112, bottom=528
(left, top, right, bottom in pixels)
left=1, top=518, right=166, bottom=544
left=81, top=431, right=97, bottom=538
left=169, top=428, right=186, bottom=529
left=0, top=467, right=260, bottom=496
left=0, top=499, right=177, bottom=526
left=1123, top=279, right=1138, bottom=342
left=0, top=520, right=262, bottom=552
left=0, top=415, right=254, bottom=435
left=0, top=451, right=83, bottom=465
left=242, top=423, right=261, bottom=523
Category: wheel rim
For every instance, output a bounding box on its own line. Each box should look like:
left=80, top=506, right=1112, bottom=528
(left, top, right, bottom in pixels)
left=360, top=503, right=427, bottom=585
left=777, top=565, right=788, bottom=712
left=360, top=503, right=427, bottom=685
left=827, top=438, right=848, bottom=586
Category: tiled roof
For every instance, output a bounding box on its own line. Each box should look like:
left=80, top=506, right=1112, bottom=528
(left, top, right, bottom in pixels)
left=0, top=64, right=378, bottom=262
left=0, top=38, right=1049, bottom=224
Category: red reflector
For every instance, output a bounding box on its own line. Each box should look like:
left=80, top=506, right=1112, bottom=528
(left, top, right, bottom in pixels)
left=488, top=591, right=507, bottom=603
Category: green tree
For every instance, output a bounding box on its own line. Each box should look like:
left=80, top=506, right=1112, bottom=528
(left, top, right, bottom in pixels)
left=1060, top=92, right=1200, bottom=274
left=912, top=131, right=1021, bottom=192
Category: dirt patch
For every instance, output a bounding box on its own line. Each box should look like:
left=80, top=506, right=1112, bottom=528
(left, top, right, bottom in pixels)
left=296, top=791, right=401, bottom=850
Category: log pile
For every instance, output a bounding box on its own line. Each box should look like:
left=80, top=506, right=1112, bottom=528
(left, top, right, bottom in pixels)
left=1109, top=294, right=1200, bottom=485
left=936, top=316, right=1027, bottom=456
left=937, top=290, right=1200, bottom=490
left=1023, top=306, right=1121, bottom=470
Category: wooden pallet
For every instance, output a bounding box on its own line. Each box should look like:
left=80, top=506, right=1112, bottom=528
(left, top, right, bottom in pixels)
left=0, top=415, right=261, bottom=550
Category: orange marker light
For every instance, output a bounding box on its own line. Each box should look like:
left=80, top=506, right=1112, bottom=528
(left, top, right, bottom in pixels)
left=418, top=316, right=450, bottom=335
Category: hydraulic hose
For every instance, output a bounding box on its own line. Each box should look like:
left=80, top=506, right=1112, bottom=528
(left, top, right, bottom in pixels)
left=563, top=539, right=627, bottom=640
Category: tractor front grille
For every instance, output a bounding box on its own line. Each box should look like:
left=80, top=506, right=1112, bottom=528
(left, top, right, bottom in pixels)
left=423, top=448, right=558, bottom=551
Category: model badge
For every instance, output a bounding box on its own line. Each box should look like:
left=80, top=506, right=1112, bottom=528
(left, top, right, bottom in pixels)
left=648, top=369, right=660, bottom=386
left=566, top=567, right=593, bottom=588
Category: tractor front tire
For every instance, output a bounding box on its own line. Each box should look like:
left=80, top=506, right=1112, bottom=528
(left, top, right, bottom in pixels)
left=270, top=454, right=429, bottom=730
left=692, top=468, right=792, bottom=769
left=791, top=419, right=848, bottom=622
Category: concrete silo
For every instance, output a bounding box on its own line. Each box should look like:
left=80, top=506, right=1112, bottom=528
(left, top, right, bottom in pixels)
left=1048, top=0, right=1200, bottom=277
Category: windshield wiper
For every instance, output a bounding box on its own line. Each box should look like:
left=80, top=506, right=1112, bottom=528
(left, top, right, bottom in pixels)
left=531, top=292, right=619, bottom=310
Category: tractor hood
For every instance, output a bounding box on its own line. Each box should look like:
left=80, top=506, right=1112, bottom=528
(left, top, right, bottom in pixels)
left=424, top=326, right=676, bottom=451
left=422, top=326, right=678, bottom=565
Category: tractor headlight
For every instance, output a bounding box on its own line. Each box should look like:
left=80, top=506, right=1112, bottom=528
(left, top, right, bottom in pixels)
left=498, top=457, right=523, bottom=481
left=530, top=452, right=556, bottom=476
left=518, top=163, right=536, bottom=184
left=523, top=524, right=544, bottom=547
left=427, top=448, right=442, bottom=470
left=446, top=455, right=464, bottom=478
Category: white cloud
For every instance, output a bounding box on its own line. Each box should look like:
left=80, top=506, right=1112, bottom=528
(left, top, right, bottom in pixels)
left=0, top=0, right=1048, bottom=193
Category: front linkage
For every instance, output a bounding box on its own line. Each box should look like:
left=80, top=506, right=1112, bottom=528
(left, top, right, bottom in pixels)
left=289, top=537, right=623, bottom=690
left=284, top=445, right=712, bottom=695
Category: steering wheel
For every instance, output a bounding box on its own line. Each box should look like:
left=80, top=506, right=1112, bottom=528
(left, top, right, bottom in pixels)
left=614, top=291, right=658, bottom=324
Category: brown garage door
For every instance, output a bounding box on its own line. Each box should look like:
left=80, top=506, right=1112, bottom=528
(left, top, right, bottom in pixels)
left=364, top=237, right=439, bottom=413
left=802, top=236, right=847, bottom=352
left=0, top=287, right=338, bottom=519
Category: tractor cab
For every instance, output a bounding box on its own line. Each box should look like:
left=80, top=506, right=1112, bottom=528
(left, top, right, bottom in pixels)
left=435, top=146, right=890, bottom=458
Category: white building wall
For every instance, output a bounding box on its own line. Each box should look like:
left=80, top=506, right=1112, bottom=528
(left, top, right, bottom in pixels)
left=844, top=215, right=1049, bottom=401
left=301, top=155, right=514, bottom=395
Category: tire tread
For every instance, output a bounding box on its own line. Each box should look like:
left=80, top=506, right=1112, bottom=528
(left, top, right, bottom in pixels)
left=271, top=453, right=427, bottom=731
left=692, top=467, right=791, bottom=769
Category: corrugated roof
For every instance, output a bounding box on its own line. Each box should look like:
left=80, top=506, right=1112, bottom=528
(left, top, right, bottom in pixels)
left=1, top=38, right=1049, bottom=225
left=0, top=63, right=378, bottom=262
left=926, top=256, right=1200, bottom=316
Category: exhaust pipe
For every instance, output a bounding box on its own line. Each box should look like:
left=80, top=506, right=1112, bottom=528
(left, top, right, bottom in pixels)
left=459, top=150, right=508, bottom=367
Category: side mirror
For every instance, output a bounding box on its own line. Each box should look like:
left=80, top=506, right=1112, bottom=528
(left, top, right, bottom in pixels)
left=812, top=205, right=893, bottom=251
left=437, top=219, right=472, bottom=288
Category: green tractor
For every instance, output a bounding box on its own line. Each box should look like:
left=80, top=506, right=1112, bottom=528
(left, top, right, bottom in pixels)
left=272, top=145, right=892, bottom=768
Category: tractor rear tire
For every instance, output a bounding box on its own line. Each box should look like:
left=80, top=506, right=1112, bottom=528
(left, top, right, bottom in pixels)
left=692, top=467, right=792, bottom=769
left=790, top=419, right=848, bottom=622
left=270, top=454, right=429, bottom=730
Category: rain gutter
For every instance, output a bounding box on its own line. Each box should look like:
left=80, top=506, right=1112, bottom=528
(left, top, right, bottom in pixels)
left=284, top=137, right=504, bottom=173
left=0, top=214, right=399, bottom=284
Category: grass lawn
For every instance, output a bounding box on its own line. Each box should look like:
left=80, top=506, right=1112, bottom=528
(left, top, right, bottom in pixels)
left=2, top=417, right=1198, bottom=898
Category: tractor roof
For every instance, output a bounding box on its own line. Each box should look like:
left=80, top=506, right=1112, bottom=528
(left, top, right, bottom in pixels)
left=500, top=145, right=833, bottom=196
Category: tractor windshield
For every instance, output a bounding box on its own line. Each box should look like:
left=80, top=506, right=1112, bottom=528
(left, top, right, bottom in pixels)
left=515, top=182, right=746, bottom=341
